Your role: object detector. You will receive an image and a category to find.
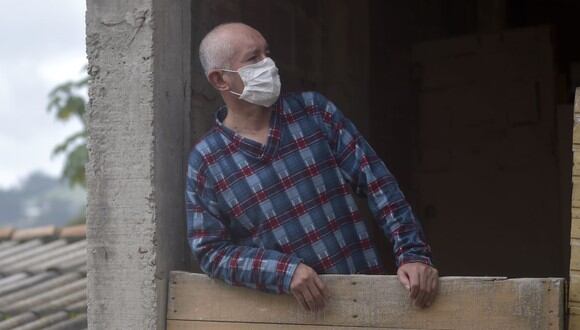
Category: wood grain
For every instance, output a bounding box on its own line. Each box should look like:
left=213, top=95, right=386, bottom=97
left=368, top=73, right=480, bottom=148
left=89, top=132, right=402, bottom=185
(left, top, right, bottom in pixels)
left=571, top=240, right=580, bottom=272
left=167, top=271, right=563, bottom=330
left=167, top=320, right=389, bottom=330
left=571, top=272, right=580, bottom=304
left=572, top=87, right=580, bottom=328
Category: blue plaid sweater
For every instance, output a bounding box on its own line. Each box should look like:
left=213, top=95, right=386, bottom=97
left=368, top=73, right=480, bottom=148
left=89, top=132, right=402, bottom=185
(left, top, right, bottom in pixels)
left=185, top=91, right=434, bottom=294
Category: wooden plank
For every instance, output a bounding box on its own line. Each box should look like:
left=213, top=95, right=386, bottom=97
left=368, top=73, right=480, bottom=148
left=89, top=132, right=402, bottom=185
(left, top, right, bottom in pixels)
left=167, top=272, right=564, bottom=330
left=574, top=88, right=580, bottom=143
left=571, top=314, right=580, bottom=330
left=573, top=178, right=580, bottom=208
left=575, top=152, right=580, bottom=176
left=570, top=271, right=580, bottom=303
left=575, top=87, right=580, bottom=114
left=167, top=320, right=382, bottom=330
left=572, top=216, right=580, bottom=239
left=570, top=302, right=580, bottom=310
left=574, top=122, right=580, bottom=146
left=572, top=239, right=580, bottom=271
left=572, top=89, right=580, bottom=328
left=569, top=306, right=580, bottom=330
left=572, top=87, right=580, bottom=148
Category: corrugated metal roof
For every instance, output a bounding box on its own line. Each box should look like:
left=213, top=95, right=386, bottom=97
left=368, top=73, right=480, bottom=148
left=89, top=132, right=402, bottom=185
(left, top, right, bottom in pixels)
left=0, top=225, right=87, bottom=330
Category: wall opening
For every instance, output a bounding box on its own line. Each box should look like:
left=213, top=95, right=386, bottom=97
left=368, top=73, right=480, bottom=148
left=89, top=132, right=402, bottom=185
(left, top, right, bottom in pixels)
left=187, top=0, right=580, bottom=279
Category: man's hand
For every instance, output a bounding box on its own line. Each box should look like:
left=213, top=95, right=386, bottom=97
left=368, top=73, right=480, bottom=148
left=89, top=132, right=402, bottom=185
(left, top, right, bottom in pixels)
left=397, top=262, right=439, bottom=308
left=290, top=263, right=328, bottom=312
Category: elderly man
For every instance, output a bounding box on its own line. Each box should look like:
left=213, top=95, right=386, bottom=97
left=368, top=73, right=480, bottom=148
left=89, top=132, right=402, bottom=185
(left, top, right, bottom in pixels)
left=185, top=22, right=439, bottom=312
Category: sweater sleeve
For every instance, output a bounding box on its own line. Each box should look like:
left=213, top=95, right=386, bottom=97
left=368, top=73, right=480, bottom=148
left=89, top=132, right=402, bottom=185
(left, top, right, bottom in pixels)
left=302, top=91, right=435, bottom=269
left=185, top=151, right=302, bottom=294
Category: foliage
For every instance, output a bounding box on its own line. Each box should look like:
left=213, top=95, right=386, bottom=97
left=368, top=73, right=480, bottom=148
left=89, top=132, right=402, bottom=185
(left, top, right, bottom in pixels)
left=46, top=67, right=88, bottom=188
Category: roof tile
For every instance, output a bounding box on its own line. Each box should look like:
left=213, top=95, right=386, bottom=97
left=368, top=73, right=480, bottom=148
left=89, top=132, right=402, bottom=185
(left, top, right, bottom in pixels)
left=12, top=225, right=58, bottom=241
left=0, top=225, right=87, bottom=329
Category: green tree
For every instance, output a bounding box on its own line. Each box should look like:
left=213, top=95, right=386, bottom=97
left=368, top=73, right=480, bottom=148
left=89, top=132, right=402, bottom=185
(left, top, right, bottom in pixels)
left=46, top=67, right=88, bottom=188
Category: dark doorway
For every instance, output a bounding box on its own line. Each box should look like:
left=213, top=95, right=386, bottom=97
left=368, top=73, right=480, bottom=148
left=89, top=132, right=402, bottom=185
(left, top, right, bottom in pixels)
left=190, top=0, right=580, bottom=278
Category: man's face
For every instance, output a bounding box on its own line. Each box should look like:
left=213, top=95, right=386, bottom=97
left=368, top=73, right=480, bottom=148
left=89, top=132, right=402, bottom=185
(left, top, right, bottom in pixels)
left=222, top=26, right=271, bottom=95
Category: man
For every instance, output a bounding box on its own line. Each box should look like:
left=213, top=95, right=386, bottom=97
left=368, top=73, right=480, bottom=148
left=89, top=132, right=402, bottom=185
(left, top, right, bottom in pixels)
left=186, top=22, right=439, bottom=312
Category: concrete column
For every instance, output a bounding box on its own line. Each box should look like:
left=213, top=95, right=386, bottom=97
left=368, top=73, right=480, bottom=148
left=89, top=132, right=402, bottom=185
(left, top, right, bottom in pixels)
left=85, top=0, right=191, bottom=328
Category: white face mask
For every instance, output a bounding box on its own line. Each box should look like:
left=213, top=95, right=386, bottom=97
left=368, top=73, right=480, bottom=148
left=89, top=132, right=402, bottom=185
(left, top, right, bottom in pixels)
left=221, top=57, right=281, bottom=107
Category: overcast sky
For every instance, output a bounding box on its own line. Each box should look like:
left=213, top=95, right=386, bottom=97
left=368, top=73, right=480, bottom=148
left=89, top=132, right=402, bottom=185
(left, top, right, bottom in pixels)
left=0, top=1, right=86, bottom=189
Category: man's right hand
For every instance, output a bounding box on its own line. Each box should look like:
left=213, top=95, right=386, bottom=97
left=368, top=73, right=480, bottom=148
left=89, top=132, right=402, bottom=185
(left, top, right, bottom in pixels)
left=290, top=263, right=328, bottom=312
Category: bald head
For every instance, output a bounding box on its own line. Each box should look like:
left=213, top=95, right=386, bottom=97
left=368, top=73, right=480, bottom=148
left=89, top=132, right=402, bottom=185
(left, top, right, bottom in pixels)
left=198, top=22, right=266, bottom=77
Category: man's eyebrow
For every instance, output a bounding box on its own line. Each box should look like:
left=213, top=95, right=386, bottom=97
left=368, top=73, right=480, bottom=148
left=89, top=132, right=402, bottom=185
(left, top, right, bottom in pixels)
left=242, top=47, right=259, bottom=58
left=241, top=45, right=269, bottom=59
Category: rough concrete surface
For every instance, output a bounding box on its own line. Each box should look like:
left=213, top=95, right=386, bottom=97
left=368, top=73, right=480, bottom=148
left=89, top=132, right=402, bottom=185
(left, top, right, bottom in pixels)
left=86, top=0, right=191, bottom=329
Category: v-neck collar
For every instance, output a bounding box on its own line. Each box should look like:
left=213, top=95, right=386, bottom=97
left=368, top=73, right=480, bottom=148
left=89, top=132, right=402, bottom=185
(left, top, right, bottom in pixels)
left=214, top=98, right=283, bottom=162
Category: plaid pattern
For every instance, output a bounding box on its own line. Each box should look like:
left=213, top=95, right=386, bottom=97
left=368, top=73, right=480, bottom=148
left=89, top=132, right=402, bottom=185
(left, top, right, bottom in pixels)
left=185, top=91, right=434, bottom=294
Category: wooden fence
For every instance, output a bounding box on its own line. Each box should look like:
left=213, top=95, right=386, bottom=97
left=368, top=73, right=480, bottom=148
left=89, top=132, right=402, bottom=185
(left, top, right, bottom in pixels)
left=167, top=271, right=564, bottom=329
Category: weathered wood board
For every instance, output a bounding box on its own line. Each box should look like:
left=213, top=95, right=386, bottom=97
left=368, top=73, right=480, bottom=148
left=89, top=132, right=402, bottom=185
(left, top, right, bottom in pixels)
left=167, top=320, right=384, bottom=329
left=167, top=271, right=564, bottom=330
left=570, top=306, right=580, bottom=330
left=573, top=178, right=580, bottom=209
left=571, top=88, right=580, bottom=329
left=571, top=240, right=580, bottom=272
left=572, top=209, right=580, bottom=239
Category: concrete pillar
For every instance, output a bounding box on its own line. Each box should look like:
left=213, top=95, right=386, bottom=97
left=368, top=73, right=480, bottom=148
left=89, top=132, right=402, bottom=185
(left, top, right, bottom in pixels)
left=85, top=0, right=191, bottom=328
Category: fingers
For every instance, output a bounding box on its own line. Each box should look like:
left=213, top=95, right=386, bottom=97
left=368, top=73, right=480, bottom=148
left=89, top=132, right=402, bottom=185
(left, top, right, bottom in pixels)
left=408, top=270, right=420, bottom=300
left=290, top=263, right=328, bottom=312
left=399, top=267, right=424, bottom=307
left=398, top=263, right=440, bottom=309
left=292, top=291, right=309, bottom=311
left=397, top=268, right=411, bottom=291
left=298, top=281, right=326, bottom=312
left=314, top=274, right=330, bottom=300
left=414, top=271, right=427, bottom=307
left=425, top=269, right=439, bottom=307
left=307, top=281, right=325, bottom=311
left=420, top=267, right=438, bottom=307
left=302, top=286, right=317, bottom=311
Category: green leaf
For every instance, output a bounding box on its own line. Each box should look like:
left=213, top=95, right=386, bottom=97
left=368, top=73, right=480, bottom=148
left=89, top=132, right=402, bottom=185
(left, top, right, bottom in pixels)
left=51, top=131, right=86, bottom=157
left=46, top=66, right=89, bottom=187
left=61, top=144, right=88, bottom=188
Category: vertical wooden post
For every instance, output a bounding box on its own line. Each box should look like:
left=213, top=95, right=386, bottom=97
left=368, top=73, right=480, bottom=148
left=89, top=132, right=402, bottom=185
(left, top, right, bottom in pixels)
left=570, top=88, right=580, bottom=328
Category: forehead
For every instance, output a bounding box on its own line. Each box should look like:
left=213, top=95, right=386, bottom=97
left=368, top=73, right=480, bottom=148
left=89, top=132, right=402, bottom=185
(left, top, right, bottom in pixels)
left=229, top=26, right=267, bottom=56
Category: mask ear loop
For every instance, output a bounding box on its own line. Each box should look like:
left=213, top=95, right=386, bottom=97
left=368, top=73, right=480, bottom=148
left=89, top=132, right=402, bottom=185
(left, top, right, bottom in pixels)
left=219, top=68, right=243, bottom=97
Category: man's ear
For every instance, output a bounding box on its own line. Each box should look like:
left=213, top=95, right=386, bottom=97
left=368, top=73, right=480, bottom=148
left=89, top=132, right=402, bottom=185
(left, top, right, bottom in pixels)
left=208, top=70, right=229, bottom=91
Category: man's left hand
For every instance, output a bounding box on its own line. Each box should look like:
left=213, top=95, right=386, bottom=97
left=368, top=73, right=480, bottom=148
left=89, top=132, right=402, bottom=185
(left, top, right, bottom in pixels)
left=396, top=262, right=439, bottom=308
